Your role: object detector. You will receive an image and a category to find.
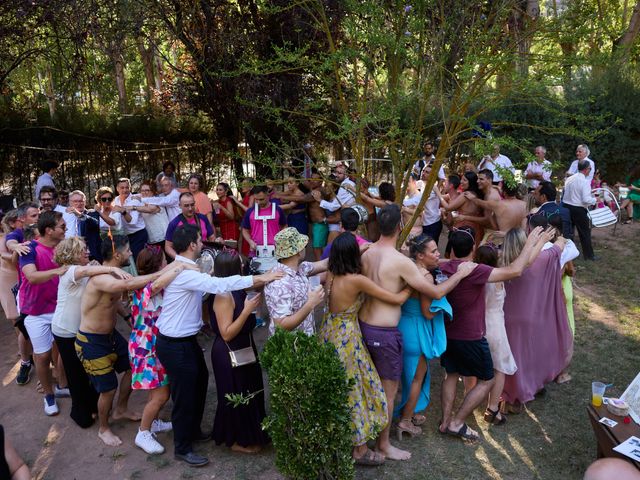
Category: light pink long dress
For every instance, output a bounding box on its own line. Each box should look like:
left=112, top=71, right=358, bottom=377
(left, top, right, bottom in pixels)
left=502, top=246, right=573, bottom=404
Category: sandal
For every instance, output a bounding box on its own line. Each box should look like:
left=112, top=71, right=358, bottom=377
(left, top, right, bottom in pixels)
left=412, top=414, right=427, bottom=426
left=445, top=423, right=479, bottom=442
left=396, top=419, right=422, bottom=440
left=353, top=448, right=385, bottom=466
left=483, top=408, right=507, bottom=425
left=623, top=219, right=632, bottom=225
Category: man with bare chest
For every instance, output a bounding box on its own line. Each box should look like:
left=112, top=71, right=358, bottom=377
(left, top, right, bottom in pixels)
left=464, top=180, right=528, bottom=232
left=359, top=204, right=476, bottom=461
left=76, top=235, right=181, bottom=447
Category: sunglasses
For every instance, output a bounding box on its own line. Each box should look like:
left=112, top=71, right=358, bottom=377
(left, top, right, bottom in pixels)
left=100, top=197, right=113, bottom=202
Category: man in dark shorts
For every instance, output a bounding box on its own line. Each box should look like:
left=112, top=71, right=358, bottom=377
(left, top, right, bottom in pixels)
left=77, top=235, right=176, bottom=447
left=438, top=226, right=544, bottom=441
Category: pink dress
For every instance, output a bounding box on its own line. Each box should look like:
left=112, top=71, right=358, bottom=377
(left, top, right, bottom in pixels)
left=502, top=246, right=573, bottom=404
left=128, top=284, right=168, bottom=390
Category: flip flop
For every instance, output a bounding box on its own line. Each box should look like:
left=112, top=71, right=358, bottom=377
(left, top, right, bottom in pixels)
left=446, top=423, right=479, bottom=441
left=354, top=448, right=385, bottom=466
left=484, top=408, right=507, bottom=425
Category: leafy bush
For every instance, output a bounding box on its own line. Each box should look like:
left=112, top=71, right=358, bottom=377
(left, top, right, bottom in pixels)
left=260, top=329, right=354, bottom=480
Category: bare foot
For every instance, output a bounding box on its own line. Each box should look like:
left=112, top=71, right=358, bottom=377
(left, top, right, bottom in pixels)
left=376, top=444, right=411, bottom=461
left=98, top=429, right=123, bottom=447
left=231, top=443, right=262, bottom=454
left=555, top=372, right=572, bottom=384
left=112, top=409, right=142, bottom=422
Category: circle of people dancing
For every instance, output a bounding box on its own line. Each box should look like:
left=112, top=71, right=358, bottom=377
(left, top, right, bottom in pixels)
left=1, top=142, right=636, bottom=473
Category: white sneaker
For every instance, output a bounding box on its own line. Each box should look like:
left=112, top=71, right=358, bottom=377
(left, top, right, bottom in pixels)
left=44, top=396, right=59, bottom=416
left=54, top=384, right=71, bottom=398
left=150, top=419, right=173, bottom=434
left=135, top=429, right=165, bottom=455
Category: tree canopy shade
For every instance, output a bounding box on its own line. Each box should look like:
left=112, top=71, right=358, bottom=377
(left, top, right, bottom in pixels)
left=1, top=0, right=640, bottom=206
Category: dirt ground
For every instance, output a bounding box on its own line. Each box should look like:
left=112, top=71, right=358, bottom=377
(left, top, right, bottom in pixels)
left=1, top=222, right=638, bottom=480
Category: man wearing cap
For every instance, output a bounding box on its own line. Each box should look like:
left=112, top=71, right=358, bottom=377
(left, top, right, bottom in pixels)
left=264, top=227, right=328, bottom=336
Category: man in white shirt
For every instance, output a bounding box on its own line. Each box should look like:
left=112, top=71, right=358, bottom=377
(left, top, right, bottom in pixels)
left=420, top=164, right=444, bottom=244
left=525, top=146, right=552, bottom=190
left=561, top=160, right=597, bottom=260
left=566, top=144, right=595, bottom=183
left=412, top=141, right=446, bottom=187
left=35, top=161, right=57, bottom=199
left=142, top=175, right=181, bottom=221
left=311, top=164, right=356, bottom=242
left=154, top=224, right=283, bottom=467
left=477, top=145, right=514, bottom=184
left=113, top=178, right=148, bottom=260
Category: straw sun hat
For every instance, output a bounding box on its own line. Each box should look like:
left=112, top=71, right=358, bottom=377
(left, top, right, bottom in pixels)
left=274, top=227, right=309, bottom=259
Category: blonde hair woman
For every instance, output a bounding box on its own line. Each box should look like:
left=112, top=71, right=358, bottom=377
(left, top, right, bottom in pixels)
left=52, top=236, right=131, bottom=428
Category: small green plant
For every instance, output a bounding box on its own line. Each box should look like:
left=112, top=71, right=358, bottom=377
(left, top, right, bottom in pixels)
left=260, top=329, right=354, bottom=480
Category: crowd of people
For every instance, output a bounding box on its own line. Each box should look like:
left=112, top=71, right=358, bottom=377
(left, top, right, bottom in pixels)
left=0, top=143, right=636, bottom=476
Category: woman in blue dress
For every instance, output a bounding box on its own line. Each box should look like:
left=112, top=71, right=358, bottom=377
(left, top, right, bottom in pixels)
left=395, top=234, right=451, bottom=439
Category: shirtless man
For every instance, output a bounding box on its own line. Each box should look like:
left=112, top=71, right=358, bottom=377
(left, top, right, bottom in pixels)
left=359, top=204, right=476, bottom=460
left=76, top=234, right=191, bottom=446
left=464, top=181, right=528, bottom=232
left=276, top=173, right=328, bottom=260
left=453, top=169, right=501, bottom=232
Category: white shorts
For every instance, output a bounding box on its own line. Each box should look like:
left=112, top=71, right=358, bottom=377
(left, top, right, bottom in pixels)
left=328, top=223, right=341, bottom=232
left=24, top=313, right=54, bottom=354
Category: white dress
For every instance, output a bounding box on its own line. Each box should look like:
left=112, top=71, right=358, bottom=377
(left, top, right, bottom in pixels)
left=484, top=282, right=517, bottom=375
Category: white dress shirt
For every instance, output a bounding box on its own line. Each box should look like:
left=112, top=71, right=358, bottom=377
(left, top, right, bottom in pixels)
left=319, top=178, right=356, bottom=212
left=114, top=194, right=146, bottom=234
left=477, top=154, right=514, bottom=182
left=54, top=205, right=78, bottom=238
left=525, top=160, right=552, bottom=189
left=567, top=158, right=595, bottom=183
left=156, top=255, right=254, bottom=337
left=421, top=187, right=441, bottom=226
left=143, top=188, right=181, bottom=222
left=562, top=173, right=596, bottom=208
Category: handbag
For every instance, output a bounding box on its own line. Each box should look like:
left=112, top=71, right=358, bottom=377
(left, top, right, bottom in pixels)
left=226, top=335, right=257, bottom=368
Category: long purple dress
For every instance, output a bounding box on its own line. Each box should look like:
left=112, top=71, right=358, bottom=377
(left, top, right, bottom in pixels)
left=209, top=290, right=269, bottom=447
left=502, top=246, right=573, bottom=404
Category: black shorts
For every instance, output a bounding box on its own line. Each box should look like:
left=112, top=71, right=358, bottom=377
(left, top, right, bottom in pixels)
left=440, top=338, right=494, bottom=381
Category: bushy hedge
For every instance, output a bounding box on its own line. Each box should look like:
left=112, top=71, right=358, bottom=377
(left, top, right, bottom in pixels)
left=260, top=329, right=355, bottom=480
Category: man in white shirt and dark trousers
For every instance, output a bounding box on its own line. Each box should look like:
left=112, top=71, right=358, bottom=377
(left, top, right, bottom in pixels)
left=113, top=178, right=148, bottom=260
left=155, top=224, right=283, bottom=467
left=312, top=163, right=355, bottom=243
left=562, top=160, right=597, bottom=260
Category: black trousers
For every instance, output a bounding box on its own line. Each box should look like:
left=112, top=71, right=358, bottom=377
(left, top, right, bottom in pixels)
left=156, top=334, right=209, bottom=455
left=423, top=220, right=443, bottom=246
left=128, top=228, right=149, bottom=261
left=54, top=334, right=99, bottom=428
left=562, top=203, right=594, bottom=259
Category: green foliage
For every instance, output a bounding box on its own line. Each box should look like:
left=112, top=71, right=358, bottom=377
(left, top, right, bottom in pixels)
left=260, top=328, right=354, bottom=480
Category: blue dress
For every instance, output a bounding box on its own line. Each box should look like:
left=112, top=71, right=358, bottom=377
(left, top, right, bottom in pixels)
left=395, top=296, right=451, bottom=416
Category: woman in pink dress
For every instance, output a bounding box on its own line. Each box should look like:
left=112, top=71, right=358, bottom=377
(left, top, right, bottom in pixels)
left=501, top=228, right=573, bottom=411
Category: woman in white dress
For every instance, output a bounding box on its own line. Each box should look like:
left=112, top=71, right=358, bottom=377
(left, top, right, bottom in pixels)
left=475, top=244, right=516, bottom=425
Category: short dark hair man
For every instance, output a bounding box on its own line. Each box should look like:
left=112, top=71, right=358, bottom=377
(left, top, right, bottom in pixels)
left=561, top=160, right=597, bottom=260
left=534, top=181, right=573, bottom=239
left=35, top=161, right=58, bottom=199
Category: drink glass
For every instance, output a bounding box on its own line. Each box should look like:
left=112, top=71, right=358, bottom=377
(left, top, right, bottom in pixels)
left=246, top=291, right=260, bottom=314
left=592, top=381, right=606, bottom=407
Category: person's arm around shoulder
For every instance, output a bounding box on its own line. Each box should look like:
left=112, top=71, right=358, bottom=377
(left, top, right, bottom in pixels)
left=91, top=262, right=180, bottom=293
left=487, top=226, right=545, bottom=282
left=72, top=265, right=131, bottom=282
left=353, top=274, right=412, bottom=305
left=149, top=262, right=199, bottom=296
left=401, top=256, right=477, bottom=299
left=309, top=258, right=329, bottom=276
left=215, top=292, right=262, bottom=342
left=22, top=263, right=68, bottom=285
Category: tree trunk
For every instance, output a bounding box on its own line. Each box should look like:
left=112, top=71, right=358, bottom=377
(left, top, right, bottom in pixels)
left=136, top=37, right=156, bottom=103
left=613, top=0, right=640, bottom=61
left=42, top=66, right=56, bottom=121
left=111, top=49, right=128, bottom=113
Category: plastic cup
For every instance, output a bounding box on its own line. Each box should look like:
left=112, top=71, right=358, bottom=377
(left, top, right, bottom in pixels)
left=592, top=381, right=606, bottom=407
left=246, top=291, right=260, bottom=314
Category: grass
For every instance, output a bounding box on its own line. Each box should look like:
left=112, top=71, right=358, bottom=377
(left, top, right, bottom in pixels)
left=348, top=226, right=640, bottom=480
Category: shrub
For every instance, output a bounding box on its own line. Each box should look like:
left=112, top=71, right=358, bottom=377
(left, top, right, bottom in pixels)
left=260, top=328, right=354, bottom=480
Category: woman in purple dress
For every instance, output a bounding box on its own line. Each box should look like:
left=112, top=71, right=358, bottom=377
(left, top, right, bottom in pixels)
left=501, top=228, right=573, bottom=411
left=209, top=251, right=268, bottom=453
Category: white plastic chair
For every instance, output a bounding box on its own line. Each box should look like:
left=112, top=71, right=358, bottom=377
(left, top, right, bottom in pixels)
left=588, top=187, right=621, bottom=234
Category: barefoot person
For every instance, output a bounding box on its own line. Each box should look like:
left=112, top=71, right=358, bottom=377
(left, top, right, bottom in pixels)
left=437, top=226, right=548, bottom=441
left=154, top=224, right=283, bottom=467
left=76, top=235, right=179, bottom=447
left=359, top=204, right=476, bottom=460
left=321, top=233, right=411, bottom=466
